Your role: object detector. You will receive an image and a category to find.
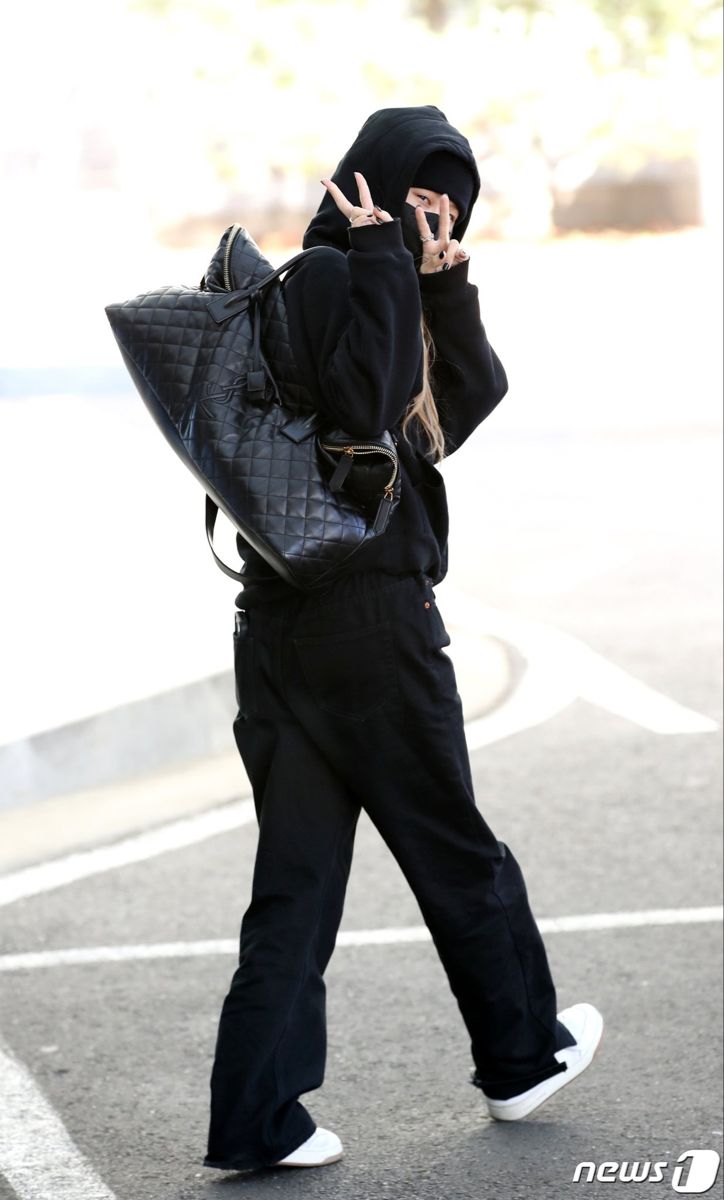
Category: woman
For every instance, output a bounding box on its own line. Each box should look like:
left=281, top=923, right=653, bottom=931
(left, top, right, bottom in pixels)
left=203, top=106, right=603, bottom=1174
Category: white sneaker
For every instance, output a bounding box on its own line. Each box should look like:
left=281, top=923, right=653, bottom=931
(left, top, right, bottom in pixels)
left=272, top=1127, right=344, bottom=1168
left=484, top=1002, right=604, bottom=1122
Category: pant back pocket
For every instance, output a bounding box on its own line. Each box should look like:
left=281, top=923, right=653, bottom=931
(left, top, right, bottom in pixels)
left=292, top=620, right=398, bottom=720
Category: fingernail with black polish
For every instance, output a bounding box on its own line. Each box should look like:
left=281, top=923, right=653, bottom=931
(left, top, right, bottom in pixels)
left=439, top=251, right=445, bottom=259
left=442, top=262, right=451, bottom=271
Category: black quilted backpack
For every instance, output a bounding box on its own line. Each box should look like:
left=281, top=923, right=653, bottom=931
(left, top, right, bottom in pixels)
left=104, top=223, right=402, bottom=590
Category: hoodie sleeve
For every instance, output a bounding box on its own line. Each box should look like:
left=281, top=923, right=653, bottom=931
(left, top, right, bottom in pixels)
left=282, top=219, right=423, bottom=438
left=418, top=258, right=509, bottom=458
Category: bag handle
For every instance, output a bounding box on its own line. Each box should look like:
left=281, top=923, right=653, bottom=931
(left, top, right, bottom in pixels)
left=208, top=246, right=326, bottom=323
left=205, top=495, right=246, bottom=583
left=257, top=245, right=326, bottom=290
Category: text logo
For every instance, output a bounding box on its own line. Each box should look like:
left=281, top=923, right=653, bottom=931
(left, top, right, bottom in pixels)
left=672, top=1151, right=722, bottom=1194
left=572, top=1150, right=721, bottom=1193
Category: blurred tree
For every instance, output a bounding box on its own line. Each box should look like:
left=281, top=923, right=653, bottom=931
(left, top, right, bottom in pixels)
left=409, top=0, right=451, bottom=29
left=410, top=0, right=721, bottom=72
left=120, top=0, right=721, bottom=238
left=589, top=0, right=721, bottom=72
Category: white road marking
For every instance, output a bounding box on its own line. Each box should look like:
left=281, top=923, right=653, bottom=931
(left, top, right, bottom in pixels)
left=0, top=1036, right=117, bottom=1200
left=0, top=907, right=720, bottom=973
left=538, top=906, right=724, bottom=932
left=442, top=589, right=720, bottom=744
left=0, top=798, right=256, bottom=909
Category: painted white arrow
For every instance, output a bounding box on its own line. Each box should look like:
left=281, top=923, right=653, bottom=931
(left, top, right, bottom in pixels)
left=442, top=589, right=719, bottom=748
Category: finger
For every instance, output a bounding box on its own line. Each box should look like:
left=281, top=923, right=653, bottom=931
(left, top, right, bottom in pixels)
left=321, top=177, right=353, bottom=217
left=437, top=238, right=462, bottom=272
left=441, top=192, right=453, bottom=236
left=439, top=195, right=451, bottom=250
left=372, top=205, right=394, bottom=223
left=415, top=203, right=435, bottom=245
left=354, top=171, right=374, bottom=212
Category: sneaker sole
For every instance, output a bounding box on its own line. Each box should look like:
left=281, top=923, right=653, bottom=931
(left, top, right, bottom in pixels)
left=487, top=1014, right=604, bottom=1122
left=273, top=1150, right=344, bottom=1168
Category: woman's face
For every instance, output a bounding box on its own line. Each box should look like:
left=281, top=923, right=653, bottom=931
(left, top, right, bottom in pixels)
left=405, top=186, right=459, bottom=232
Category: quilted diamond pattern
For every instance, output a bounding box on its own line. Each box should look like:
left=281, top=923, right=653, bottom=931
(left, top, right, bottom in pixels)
left=105, top=224, right=401, bottom=590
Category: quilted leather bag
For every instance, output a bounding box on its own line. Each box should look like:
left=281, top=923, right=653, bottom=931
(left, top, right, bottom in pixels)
left=104, top=223, right=402, bottom=591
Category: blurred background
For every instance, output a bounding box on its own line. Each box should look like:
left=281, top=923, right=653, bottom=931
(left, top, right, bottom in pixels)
left=1, top=0, right=721, bottom=818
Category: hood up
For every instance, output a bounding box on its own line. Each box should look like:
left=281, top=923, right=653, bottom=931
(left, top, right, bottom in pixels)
left=302, top=105, right=481, bottom=252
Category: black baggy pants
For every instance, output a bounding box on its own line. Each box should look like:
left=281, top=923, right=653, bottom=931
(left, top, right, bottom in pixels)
left=203, top=568, right=570, bottom=1172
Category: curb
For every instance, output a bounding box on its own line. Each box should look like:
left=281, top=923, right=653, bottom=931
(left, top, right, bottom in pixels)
left=1, top=634, right=512, bottom=814
left=0, top=672, right=237, bottom=813
left=0, top=634, right=513, bottom=871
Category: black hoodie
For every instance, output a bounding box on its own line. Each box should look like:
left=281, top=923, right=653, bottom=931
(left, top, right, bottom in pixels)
left=234, top=105, right=509, bottom=607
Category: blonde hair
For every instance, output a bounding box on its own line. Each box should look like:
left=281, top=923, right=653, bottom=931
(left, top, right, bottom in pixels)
left=400, top=312, right=446, bottom=464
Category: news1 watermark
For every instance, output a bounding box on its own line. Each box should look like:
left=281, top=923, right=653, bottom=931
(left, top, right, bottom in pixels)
left=572, top=1150, right=721, bottom=1192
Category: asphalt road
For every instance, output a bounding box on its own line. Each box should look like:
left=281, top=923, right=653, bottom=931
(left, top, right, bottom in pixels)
left=0, top=420, right=721, bottom=1200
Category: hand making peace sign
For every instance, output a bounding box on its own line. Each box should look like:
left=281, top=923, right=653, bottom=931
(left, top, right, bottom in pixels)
left=413, top=192, right=469, bottom=275
left=321, top=171, right=395, bottom=228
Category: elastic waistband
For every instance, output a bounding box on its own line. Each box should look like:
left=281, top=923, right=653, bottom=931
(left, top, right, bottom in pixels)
left=238, top=568, right=428, bottom=626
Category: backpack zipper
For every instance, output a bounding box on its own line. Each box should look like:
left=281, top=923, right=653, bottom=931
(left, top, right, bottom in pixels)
left=223, top=224, right=242, bottom=291
left=319, top=442, right=398, bottom=491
